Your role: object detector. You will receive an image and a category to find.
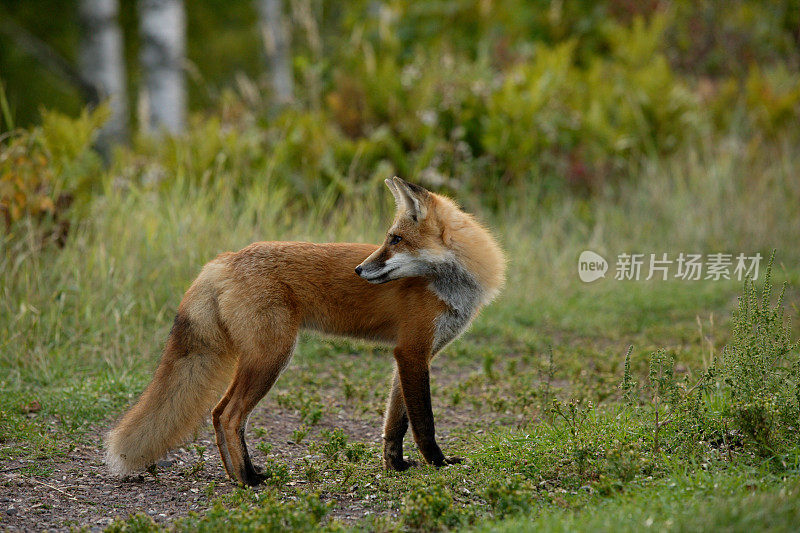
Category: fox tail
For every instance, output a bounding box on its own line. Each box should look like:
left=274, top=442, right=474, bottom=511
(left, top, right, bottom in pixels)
left=105, top=276, right=232, bottom=474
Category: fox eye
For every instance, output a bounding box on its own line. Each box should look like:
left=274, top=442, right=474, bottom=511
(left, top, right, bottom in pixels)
left=389, top=234, right=402, bottom=245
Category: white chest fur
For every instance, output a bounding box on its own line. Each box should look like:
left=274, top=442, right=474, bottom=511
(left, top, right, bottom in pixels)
left=432, top=306, right=476, bottom=354
left=426, top=257, right=484, bottom=354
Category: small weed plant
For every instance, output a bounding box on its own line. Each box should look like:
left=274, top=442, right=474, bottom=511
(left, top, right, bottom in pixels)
left=716, top=251, right=800, bottom=455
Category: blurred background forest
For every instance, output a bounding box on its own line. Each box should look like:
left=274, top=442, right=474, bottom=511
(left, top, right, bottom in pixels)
left=2, top=0, right=800, bottom=232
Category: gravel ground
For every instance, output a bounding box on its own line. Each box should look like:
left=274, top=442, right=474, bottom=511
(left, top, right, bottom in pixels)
left=0, top=382, right=505, bottom=531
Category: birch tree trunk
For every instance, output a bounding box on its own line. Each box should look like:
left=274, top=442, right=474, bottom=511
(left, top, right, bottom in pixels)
left=139, top=0, right=186, bottom=134
left=256, top=0, right=293, bottom=106
left=78, top=0, right=128, bottom=150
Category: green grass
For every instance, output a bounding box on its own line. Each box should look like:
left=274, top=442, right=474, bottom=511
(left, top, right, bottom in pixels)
left=2, top=131, right=800, bottom=531
left=483, top=470, right=800, bottom=532
left=99, top=406, right=800, bottom=531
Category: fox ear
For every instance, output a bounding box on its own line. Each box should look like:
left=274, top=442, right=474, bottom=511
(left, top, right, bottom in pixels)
left=391, top=177, right=429, bottom=221
left=384, top=178, right=403, bottom=207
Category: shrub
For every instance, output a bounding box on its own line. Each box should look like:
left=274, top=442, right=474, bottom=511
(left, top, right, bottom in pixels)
left=0, top=106, right=106, bottom=244
left=176, top=489, right=331, bottom=532
left=319, top=428, right=348, bottom=462
left=628, top=252, right=800, bottom=458
left=1, top=131, right=63, bottom=233
left=482, top=478, right=536, bottom=518
left=484, top=15, right=700, bottom=191
left=401, top=483, right=460, bottom=531
left=717, top=252, right=800, bottom=455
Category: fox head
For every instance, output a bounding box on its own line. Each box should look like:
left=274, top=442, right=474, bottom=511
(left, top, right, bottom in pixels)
left=355, top=177, right=440, bottom=284
left=355, top=177, right=505, bottom=304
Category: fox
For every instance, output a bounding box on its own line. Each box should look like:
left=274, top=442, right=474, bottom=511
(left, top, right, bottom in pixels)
left=105, top=177, right=506, bottom=486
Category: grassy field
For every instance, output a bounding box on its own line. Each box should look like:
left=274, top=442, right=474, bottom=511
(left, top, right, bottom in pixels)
left=1, top=131, right=800, bottom=531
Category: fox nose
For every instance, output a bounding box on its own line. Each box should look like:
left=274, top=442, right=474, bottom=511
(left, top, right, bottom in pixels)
left=355, top=265, right=363, bottom=276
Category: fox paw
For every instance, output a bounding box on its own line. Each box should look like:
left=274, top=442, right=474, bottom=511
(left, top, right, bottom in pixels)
left=384, top=456, right=419, bottom=472
left=240, top=465, right=267, bottom=486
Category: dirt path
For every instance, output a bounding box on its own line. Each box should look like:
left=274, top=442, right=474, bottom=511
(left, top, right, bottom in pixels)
left=1, top=403, right=372, bottom=531
left=0, top=365, right=517, bottom=531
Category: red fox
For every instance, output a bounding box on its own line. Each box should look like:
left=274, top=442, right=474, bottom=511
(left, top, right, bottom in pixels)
left=106, top=177, right=505, bottom=485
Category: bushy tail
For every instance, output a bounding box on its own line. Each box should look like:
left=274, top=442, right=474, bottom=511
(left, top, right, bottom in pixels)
left=105, top=314, right=232, bottom=475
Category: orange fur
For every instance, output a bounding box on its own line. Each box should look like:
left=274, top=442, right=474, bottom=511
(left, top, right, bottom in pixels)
left=105, top=178, right=505, bottom=485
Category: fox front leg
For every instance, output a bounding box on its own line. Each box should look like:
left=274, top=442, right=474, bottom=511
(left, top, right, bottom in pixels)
left=394, top=348, right=462, bottom=467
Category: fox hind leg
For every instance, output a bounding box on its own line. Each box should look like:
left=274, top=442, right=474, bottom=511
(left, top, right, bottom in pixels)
left=212, top=391, right=235, bottom=481
left=212, top=320, right=298, bottom=486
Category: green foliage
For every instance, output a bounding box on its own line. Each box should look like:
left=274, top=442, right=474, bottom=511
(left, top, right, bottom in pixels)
left=262, top=459, right=291, bottom=487
left=176, top=489, right=332, bottom=532
left=482, top=478, right=536, bottom=519
left=744, top=65, right=800, bottom=139
left=401, top=483, right=460, bottom=531
left=648, top=350, right=678, bottom=426
left=484, top=15, right=700, bottom=190
left=302, top=458, right=320, bottom=482
left=717, top=252, right=800, bottom=455
left=105, top=513, right=160, bottom=533
left=482, top=350, right=496, bottom=379
left=37, top=105, right=109, bottom=183
left=620, top=346, right=637, bottom=405
left=3, top=3, right=799, bottom=217
left=618, top=253, right=800, bottom=460
left=667, top=0, right=800, bottom=77
left=344, top=441, right=368, bottom=463
left=0, top=105, right=105, bottom=240
left=5, top=0, right=798, bottom=129
left=604, top=442, right=642, bottom=483
left=309, top=428, right=371, bottom=464
left=64, top=7, right=786, bottom=209
left=253, top=442, right=290, bottom=487
left=292, top=425, right=310, bottom=444
left=488, top=475, right=800, bottom=533
left=549, top=398, right=597, bottom=478
left=301, top=401, right=324, bottom=425
left=319, top=428, right=348, bottom=462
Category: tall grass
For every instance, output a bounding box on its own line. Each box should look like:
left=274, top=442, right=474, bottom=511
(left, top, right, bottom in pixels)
left=500, top=132, right=800, bottom=306
left=1, top=130, right=798, bottom=392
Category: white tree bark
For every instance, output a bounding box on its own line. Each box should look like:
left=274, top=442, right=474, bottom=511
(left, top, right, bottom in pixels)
left=256, top=0, right=293, bottom=105
left=78, top=0, right=128, bottom=148
left=139, top=0, right=186, bottom=134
